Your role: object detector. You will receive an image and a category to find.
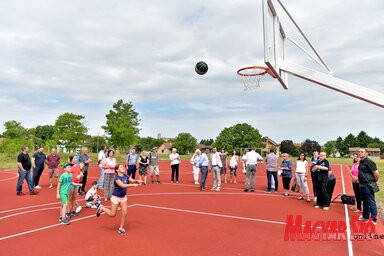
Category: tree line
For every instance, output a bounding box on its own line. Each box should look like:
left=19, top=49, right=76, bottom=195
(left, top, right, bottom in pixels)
left=1, top=99, right=382, bottom=156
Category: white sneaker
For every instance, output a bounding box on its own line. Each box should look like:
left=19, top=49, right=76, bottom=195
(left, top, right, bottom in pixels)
left=196, top=181, right=199, bottom=185
left=215, top=188, right=221, bottom=192
left=211, top=187, right=217, bottom=190
left=35, top=185, right=42, bottom=189
left=49, top=184, right=53, bottom=189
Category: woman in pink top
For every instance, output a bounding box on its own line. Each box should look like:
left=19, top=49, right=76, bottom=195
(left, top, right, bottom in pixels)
left=102, top=149, right=117, bottom=201
left=350, top=154, right=362, bottom=213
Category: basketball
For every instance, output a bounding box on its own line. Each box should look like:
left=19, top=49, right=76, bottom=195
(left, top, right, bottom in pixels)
left=195, top=61, right=208, bottom=75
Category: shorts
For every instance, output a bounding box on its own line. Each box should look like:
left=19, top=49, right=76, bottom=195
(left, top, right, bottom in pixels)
left=150, top=166, right=160, bottom=175
left=60, top=193, right=69, bottom=204
left=71, top=185, right=80, bottom=190
left=111, top=195, right=127, bottom=205
left=48, top=168, right=59, bottom=178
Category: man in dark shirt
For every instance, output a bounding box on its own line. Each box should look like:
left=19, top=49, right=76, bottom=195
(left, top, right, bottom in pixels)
left=358, top=148, right=380, bottom=225
left=17, top=146, right=38, bottom=195
left=79, top=147, right=92, bottom=195
left=32, top=146, right=46, bottom=188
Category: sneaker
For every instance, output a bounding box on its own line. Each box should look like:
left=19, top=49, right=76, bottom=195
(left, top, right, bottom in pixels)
left=95, top=199, right=101, bottom=207
left=35, top=185, right=42, bottom=189
left=265, top=190, right=272, bottom=193
left=118, top=228, right=126, bottom=235
left=91, top=205, right=97, bottom=208
left=66, top=212, right=72, bottom=218
left=59, top=216, right=63, bottom=221
left=157, top=181, right=161, bottom=184
left=30, top=191, right=39, bottom=195
left=176, top=181, right=179, bottom=184
left=75, top=205, right=82, bottom=213
left=358, top=215, right=369, bottom=221
left=215, top=188, right=220, bottom=192
left=314, top=205, right=320, bottom=209
left=211, top=187, right=217, bottom=191
left=171, top=181, right=174, bottom=183
left=250, top=189, right=255, bottom=192
left=244, top=189, right=248, bottom=192
left=61, top=218, right=71, bottom=225
left=372, top=220, right=377, bottom=225
left=297, top=197, right=304, bottom=200
left=306, top=198, right=311, bottom=202
left=16, top=192, right=24, bottom=196
left=353, top=209, right=362, bottom=214
left=323, top=207, right=330, bottom=211
left=234, top=181, right=237, bottom=184
left=71, top=211, right=78, bottom=217
left=96, top=204, right=103, bottom=217
left=49, top=184, right=53, bottom=189
left=196, top=182, right=199, bottom=185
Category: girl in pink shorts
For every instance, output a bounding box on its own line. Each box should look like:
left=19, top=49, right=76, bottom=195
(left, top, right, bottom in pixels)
left=96, top=164, right=141, bottom=235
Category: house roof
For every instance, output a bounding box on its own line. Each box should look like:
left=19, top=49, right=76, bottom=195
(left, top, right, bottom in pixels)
left=263, top=136, right=279, bottom=146
left=349, top=147, right=380, bottom=152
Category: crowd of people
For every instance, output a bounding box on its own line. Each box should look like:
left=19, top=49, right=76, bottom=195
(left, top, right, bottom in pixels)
left=15, top=145, right=380, bottom=234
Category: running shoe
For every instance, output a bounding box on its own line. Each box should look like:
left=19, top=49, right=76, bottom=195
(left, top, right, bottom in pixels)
left=61, top=218, right=71, bottom=225
left=118, top=228, right=126, bottom=235
left=96, top=204, right=103, bottom=217
left=75, top=205, right=82, bottom=213
left=358, top=216, right=369, bottom=221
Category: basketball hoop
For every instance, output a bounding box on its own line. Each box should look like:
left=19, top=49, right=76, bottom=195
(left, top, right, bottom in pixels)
left=237, top=66, right=276, bottom=91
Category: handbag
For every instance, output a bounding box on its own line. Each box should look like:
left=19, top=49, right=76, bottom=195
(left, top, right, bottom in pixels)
left=331, top=194, right=356, bottom=205
left=361, top=171, right=380, bottom=193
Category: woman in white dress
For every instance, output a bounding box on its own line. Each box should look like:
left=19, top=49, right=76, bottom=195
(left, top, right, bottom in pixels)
left=229, top=150, right=239, bottom=184
left=190, top=149, right=201, bottom=184
left=295, top=153, right=310, bottom=202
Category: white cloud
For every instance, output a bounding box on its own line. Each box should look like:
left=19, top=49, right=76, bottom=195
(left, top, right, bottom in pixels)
left=0, top=0, right=383, bottom=145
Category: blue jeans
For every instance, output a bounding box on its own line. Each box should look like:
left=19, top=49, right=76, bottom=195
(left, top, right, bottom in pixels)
left=360, top=185, right=377, bottom=221
left=200, top=166, right=208, bottom=190
left=17, top=169, right=35, bottom=193
left=97, top=167, right=104, bottom=188
left=267, top=171, right=278, bottom=191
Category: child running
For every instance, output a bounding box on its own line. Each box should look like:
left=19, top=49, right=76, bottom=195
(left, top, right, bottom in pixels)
left=57, top=162, right=73, bottom=225
left=85, top=181, right=101, bottom=208
left=96, top=163, right=141, bottom=235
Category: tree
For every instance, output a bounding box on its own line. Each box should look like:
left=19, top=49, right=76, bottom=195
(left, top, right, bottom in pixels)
left=139, top=136, right=165, bottom=151
left=3, top=120, right=27, bottom=139
left=280, top=140, right=295, bottom=154
left=102, top=99, right=140, bottom=152
left=343, top=133, right=356, bottom=148
left=172, top=133, right=197, bottom=154
left=35, top=125, right=55, bottom=143
left=214, top=123, right=263, bottom=154
left=356, top=131, right=373, bottom=147
left=199, top=139, right=214, bottom=146
left=335, top=136, right=348, bottom=156
left=300, top=139, right=321, bottom=155
left=52, top=113, right=88, bottom=151
left=324, top=140, right=337, bottom=157
left=84, top=135, right=108, bottom=153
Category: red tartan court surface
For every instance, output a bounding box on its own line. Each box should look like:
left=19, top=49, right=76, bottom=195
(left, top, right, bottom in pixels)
left=0, top=161, right=383, bottom=256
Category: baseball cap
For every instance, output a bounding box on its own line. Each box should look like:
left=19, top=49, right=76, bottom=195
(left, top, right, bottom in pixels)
left=63, top=162, right=73, bottom=168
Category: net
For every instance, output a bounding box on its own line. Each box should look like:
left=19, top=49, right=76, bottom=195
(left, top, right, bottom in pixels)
left=237, top=66, right=271, bottom=91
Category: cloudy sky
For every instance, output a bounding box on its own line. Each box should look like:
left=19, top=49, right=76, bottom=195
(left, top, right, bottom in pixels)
left=0, top=0, right=383, bottom=144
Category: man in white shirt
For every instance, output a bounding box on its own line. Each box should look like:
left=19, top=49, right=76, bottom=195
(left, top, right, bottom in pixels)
left=244, top=147, right=263, bottom=192
left=210, top=147, right=223, bottom=191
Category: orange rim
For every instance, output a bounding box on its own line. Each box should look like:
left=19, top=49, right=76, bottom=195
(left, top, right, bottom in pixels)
left=237, top=66, right=276, bottom=78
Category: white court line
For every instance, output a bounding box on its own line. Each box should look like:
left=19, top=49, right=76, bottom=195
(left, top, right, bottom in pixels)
left=135, top=203, right=286, bottom=226
left=0, top=207, right=60, bottom=220
left=0, top=204, right=137, bottom=241
left=0, top=173, right=18, bottom=182
left=340, top=164, right=354, bottom=256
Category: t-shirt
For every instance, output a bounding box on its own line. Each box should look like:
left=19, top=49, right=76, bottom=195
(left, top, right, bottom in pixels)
left=18, top=152, right=32, bottom=170
left=358, top=157, right=377, bottom=186
left=315, top=159, right=330, bottom=183
left=98, top=151, right=106, bottom=167
left=149, top=152, right=158, bottom=166
left=265, top=153, right=278, bottom=171
left=103, top=157, right=117, bottom=174
left=112, top=174, right=129, bottom=197
left=230, top=155, right=238, bottom=168
left=32, top=151, right=46, bottom=167
left=59, top=172, right=73, bottom=195
left=85, top=187, right=97, bottom=200
left=79, top=154, right=90, bottom=171
left=169, top=153, right=180, bottom=165
left=246, top=150, right=262, bottom=165
left=46, top=154, right=60, bottom=169
left=71, top=165, right=81, bottom=183
left=281, top=160, right=293, bottom=178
